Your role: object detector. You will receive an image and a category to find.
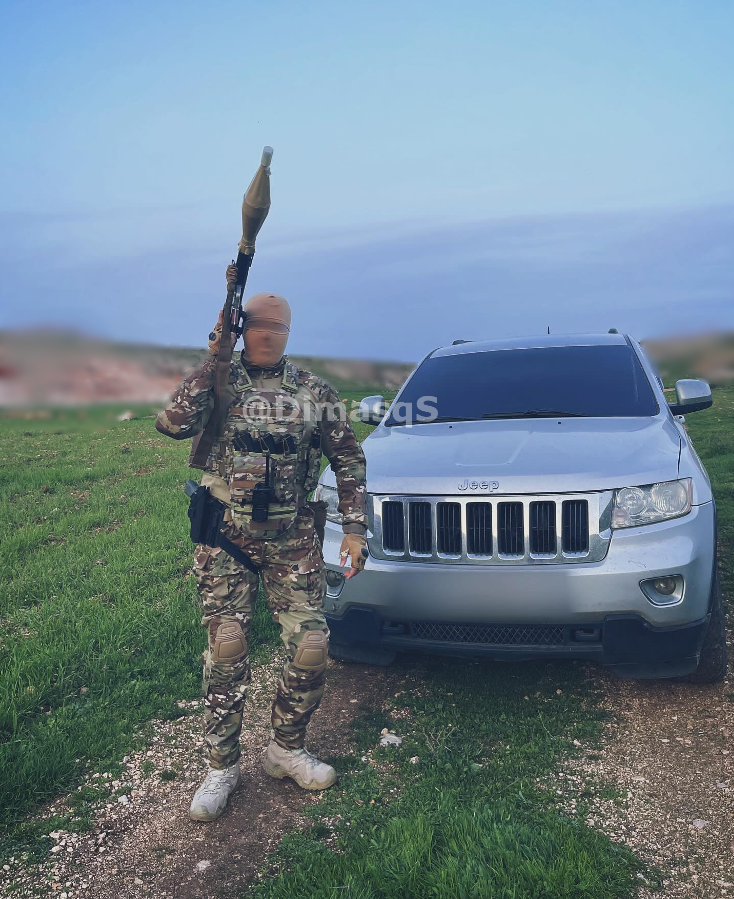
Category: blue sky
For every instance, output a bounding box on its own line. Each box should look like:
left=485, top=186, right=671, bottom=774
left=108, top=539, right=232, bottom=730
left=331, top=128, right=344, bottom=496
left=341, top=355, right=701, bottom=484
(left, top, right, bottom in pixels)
left=1, top=0, right=732, bottom=361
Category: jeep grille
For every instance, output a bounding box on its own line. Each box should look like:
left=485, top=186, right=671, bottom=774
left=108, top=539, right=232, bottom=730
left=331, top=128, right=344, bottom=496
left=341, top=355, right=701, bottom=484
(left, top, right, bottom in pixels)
left=371, top=492, right=613, bottom=565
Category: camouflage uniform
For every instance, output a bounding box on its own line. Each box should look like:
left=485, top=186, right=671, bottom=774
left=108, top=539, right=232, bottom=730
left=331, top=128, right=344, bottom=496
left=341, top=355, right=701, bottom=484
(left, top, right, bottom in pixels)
left=156, top=350, right=366, bottom=769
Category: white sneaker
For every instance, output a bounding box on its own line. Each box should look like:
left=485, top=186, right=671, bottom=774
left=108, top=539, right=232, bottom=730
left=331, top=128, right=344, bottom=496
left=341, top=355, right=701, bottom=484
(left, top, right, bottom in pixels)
left=189, top=762, right=241, bottom=822
left=262, top=740, right=337, bottom=790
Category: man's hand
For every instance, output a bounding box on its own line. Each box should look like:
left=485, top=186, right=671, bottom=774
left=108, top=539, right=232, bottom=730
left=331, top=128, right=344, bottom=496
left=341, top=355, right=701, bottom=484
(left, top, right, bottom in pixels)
left=208, top=309, right=238, bottom=356
left=338, top=533, right=368, bottom=579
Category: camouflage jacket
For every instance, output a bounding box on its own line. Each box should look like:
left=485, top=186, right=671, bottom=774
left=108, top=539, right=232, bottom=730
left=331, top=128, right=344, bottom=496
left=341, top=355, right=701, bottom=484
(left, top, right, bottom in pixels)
left=155, top=351, right=367, bottom=537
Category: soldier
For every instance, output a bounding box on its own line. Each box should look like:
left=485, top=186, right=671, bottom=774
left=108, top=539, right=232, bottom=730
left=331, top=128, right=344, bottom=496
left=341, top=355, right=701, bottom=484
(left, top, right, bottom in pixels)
left=155, top=264, right=368, bottom=821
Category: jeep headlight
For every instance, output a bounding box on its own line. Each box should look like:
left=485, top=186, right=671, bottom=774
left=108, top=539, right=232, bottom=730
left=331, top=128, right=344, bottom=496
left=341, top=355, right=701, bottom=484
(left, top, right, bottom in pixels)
left=313, top=484, right=342, bottom=523
left=612, top=478, right=692, bottom=528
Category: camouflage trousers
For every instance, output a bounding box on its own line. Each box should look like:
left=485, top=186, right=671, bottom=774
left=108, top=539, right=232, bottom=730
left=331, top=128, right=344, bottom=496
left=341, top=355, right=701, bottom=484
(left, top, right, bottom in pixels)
left=192, top=504, right=328, bottom=769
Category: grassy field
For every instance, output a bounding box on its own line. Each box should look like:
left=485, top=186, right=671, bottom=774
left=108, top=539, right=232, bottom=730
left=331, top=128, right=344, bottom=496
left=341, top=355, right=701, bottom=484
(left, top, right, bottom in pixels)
left=247, top=661, right=648, bottom=899
left=1, top=381, right=732, bottom=897
left=0, top=393, right=379, bottom=843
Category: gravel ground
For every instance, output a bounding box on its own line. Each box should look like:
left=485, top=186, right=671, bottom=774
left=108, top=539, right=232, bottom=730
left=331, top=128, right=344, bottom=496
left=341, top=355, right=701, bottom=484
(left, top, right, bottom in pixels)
left=542, top=638, right=734, bottom=898
left=4, top=638, right=733, bottom=899
left=1, top=656, right=400, bottom=899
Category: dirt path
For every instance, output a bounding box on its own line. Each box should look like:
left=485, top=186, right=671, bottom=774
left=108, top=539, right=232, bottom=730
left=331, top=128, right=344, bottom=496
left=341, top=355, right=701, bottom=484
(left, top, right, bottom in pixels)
left=5, top=639, right=733, bottom=899
left=4, top=658, right=401, bottom=899
left=547, top=645, right=734, bottom=897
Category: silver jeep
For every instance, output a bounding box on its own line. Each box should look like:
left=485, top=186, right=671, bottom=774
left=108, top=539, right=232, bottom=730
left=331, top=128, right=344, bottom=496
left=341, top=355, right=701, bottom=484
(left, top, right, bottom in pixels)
left=314, top=332, right=726, bottom=681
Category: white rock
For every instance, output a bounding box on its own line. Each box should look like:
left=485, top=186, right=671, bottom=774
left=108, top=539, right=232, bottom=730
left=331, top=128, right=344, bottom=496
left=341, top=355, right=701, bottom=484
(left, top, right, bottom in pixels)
left=692, top=819, right=708, bottom=829
left=196, top=860, right=212, bottom=872
left=117, top=794, right=129, bottom=805
left=379, top=733, right=402, bottom=747
left=409, top=756, right=420, bottom=764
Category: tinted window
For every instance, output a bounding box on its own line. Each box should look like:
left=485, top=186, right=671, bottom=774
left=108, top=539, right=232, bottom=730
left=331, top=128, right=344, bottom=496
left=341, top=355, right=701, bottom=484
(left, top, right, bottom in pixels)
left=385, top=345, right=658, bottom=425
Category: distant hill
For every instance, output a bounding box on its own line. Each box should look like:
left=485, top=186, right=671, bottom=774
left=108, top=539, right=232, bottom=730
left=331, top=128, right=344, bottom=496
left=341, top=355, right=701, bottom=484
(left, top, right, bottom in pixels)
left=2, top=328, right=731, bottom=408
left=642, top=331, right=734, bottom=388
left=0, top=330, right=415, bottom=407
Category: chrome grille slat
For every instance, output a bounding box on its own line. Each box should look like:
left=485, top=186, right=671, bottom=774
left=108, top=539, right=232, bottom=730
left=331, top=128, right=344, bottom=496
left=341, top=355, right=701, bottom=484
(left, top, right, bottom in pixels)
left=437, top=502, right=461, bottom=556
left=409, top=501, right=432, bottom=555
left=530, top=501, right=556, bottom=555
left=371, top=492, right=612, bottom=565
left=498, top=502, right=523, bottom=556
left=562, top=499, right=589, bottom=554
left=466, top=502, right=492, bottom=556
left=381, top=501, right=405, bottom=553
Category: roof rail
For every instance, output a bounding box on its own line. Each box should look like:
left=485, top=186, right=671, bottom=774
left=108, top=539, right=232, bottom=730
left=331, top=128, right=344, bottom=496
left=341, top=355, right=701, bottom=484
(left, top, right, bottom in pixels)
left=608, top=328, right=618, bottom=334
left=452, top=339, right=472, bottom=345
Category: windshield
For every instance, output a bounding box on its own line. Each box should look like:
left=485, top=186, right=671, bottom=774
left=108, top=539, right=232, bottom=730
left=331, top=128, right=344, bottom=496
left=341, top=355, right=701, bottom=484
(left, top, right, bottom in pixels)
left=385, top=344, right=659, bottom=426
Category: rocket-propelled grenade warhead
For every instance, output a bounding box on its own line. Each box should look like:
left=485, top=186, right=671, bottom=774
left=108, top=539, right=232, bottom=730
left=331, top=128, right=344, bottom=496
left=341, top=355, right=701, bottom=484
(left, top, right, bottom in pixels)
left=238, top=146, right=273, bottom=257
left=189, top=145, right=274, bottom=471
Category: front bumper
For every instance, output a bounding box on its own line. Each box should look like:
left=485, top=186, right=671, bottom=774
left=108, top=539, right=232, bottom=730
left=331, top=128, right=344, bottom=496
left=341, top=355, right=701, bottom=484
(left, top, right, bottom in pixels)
left=322, top=501, right=715, bottom=678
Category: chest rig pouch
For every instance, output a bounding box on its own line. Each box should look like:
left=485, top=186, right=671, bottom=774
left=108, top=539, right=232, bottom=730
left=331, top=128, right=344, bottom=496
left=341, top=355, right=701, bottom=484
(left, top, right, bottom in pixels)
left=223, top=363, right=320, bottom=540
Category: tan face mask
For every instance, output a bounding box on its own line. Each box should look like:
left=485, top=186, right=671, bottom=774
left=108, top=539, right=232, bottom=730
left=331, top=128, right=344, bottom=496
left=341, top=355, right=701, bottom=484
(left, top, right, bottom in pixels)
left=241, top=292, right=291, bottom=367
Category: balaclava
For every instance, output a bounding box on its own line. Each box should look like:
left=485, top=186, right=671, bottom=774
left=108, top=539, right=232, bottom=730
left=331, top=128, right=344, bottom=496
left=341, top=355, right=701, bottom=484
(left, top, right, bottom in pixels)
left=241, top=292, right=291, bottom=369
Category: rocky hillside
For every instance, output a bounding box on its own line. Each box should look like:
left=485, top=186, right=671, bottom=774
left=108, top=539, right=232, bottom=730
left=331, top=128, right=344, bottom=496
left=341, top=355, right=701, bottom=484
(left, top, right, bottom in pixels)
left=0, top=330, right=415, bottom=407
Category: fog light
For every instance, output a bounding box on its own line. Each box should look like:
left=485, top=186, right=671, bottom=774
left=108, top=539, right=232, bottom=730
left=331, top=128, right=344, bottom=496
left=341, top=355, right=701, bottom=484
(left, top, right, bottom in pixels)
left=326, top=569, right=344, bottom=588
left=325, top=568, right=346, bottom=598
left=640, top=575, right=684, bottom=606
left=653, top=577, right=677, bottom=596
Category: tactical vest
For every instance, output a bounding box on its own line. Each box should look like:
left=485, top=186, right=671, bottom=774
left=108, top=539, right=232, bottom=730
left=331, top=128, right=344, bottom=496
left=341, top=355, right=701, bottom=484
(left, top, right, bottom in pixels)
left=199, top=358, right=323, bottom=540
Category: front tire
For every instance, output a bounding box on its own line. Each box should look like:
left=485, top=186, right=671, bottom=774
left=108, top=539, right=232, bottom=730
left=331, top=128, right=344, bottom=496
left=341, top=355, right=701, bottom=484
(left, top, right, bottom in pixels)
left=681, top=563, right=728, bottom=684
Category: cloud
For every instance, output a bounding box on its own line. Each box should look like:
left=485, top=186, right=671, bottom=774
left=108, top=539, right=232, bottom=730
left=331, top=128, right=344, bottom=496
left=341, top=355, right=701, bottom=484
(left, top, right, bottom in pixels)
left=1, top=203, right=732, bottom=360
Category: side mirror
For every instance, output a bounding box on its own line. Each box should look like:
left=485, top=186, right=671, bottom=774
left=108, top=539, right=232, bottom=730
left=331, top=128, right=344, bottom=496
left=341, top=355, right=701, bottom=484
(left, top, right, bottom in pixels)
left=359, top=395, right=386, bottom=425
left=668, top=379, right=712, bottom=415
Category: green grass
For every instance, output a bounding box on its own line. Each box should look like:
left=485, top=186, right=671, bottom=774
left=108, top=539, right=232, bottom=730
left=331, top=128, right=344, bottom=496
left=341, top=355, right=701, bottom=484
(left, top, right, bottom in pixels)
left=0, top=404, right=279, bottom=840
left=0, top=393, right=386, bottom=849
left=246, top=660, right=650, bottom=898
left=1, top=379, right=731, bottom=898
left=243, top=382, right=733, bottom=898
left=677, top=384, right=734, bottom=598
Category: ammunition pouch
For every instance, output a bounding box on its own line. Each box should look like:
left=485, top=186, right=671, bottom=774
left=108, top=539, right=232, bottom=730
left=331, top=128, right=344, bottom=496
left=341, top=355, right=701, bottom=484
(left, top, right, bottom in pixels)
left=185, top=480, right=260, bottom=576
left=233, top=430, right=297, bottom=455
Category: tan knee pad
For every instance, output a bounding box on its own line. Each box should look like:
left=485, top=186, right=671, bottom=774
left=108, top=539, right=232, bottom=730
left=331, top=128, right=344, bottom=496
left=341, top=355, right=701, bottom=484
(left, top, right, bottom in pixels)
left=292, top=630, right=328, bottom=673
left=211, top=619, right=248, bottom=662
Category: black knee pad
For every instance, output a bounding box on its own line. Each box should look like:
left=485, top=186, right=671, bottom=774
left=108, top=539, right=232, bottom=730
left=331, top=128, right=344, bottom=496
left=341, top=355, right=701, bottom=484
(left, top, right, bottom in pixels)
left=292, top=630, right=328, bottom=674
left=211, top=619, right=248, bottom=663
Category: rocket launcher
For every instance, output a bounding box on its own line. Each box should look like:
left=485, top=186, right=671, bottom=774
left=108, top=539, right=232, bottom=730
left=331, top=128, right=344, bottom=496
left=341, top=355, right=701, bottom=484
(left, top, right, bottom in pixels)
left=190, top=146, right=273, bottom=470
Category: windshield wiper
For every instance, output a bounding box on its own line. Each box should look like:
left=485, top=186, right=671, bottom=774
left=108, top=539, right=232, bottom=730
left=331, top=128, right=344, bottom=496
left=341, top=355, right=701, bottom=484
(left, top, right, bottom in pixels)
left=423, top=416, right=477, bottom=423
left=481, top=409, right=587, bottom=419
left=388, top=416, right=476, bottom=426
left=390, top=410, right=587, bottom=426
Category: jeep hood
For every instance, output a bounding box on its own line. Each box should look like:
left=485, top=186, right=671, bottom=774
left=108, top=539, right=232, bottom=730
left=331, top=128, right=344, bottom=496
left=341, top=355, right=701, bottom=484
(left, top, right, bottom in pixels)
left=321, top=416, right=682, bottom=496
